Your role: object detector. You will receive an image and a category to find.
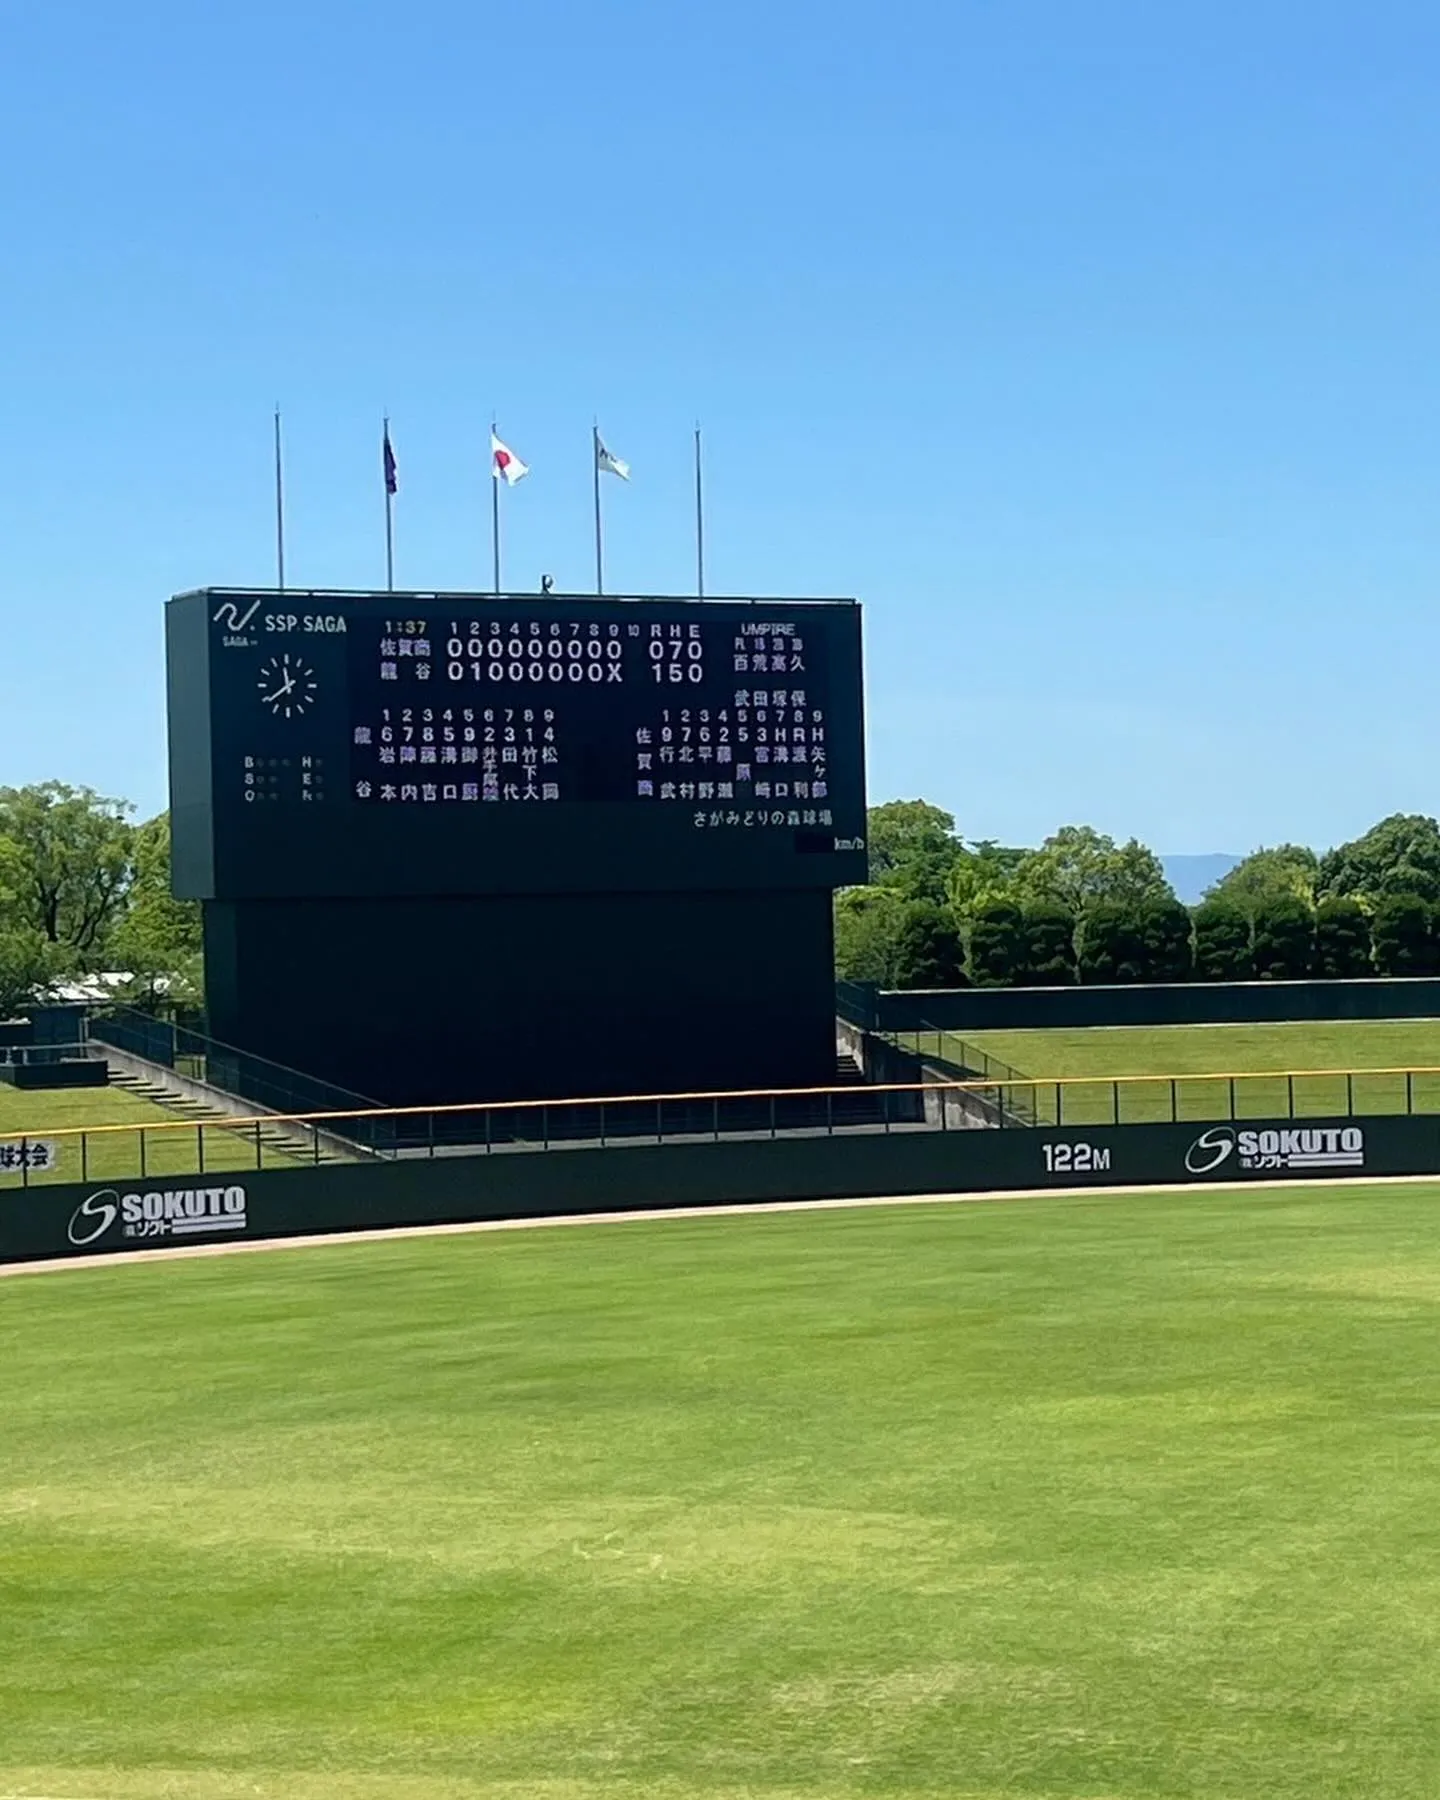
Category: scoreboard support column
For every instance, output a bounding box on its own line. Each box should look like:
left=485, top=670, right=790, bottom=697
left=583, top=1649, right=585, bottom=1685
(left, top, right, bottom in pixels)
left=202, top=890, right=839, bottom=1106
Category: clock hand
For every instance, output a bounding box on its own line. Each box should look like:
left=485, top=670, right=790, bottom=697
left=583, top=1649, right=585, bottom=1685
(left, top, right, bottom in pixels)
left=274, top=674, right=296, bottom=698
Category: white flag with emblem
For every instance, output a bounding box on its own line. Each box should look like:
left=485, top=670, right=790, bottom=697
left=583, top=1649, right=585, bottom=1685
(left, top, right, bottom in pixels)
left=596, top=438, right=630, bottom=480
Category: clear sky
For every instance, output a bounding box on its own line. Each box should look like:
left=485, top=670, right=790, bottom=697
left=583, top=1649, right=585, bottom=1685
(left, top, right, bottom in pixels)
left=5, top=0, right=1438, bottom=855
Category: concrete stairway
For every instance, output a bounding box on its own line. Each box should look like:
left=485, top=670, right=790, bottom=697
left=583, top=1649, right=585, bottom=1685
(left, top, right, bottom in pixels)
left=834, top=1048, right=865, bottom=1083
left=106, top=1066, right=358, bottom=1165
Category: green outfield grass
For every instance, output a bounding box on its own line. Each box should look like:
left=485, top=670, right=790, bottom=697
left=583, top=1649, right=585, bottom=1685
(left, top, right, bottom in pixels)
left=932, top=1018, right=1440, bottom=1126
left=6, top=1184, right=1440, bottom=1798
left=0, top=1085, right=300, bottom=1186
left=0, top=1083, right=183, bottom=1135
left=961, top=1017, right=1440, bottom=1078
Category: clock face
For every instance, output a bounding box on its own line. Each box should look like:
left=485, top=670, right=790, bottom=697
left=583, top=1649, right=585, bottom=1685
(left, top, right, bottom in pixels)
left=257, top=653, right=319, bottom=719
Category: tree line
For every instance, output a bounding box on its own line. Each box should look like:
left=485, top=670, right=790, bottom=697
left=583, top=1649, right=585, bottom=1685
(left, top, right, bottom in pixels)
left=0, top=784, right=200, bottom=1016
left=838, top=804, right=1440, bottom=989
left=7, top=784, right=1440, bottom=1014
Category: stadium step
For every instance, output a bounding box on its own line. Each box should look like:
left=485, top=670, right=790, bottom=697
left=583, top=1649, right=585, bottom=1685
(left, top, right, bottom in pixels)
left=107, top=1069, right=351, bottom=1163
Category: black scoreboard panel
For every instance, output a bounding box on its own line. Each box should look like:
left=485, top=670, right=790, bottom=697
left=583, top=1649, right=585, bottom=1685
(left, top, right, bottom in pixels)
left=170, top=588, right=866, bottom=1104
left=203, top=890, right=840, bottom=1105
left=168, top=591, right=867, bottom=900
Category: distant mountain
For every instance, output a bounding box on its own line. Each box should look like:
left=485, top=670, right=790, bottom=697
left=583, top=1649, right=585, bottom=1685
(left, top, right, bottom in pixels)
left=1161, top=853, right=1242, bottom=905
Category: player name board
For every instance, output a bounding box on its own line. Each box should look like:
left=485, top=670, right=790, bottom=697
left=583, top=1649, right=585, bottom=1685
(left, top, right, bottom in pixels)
left=167, top=590, right=868, bottom=899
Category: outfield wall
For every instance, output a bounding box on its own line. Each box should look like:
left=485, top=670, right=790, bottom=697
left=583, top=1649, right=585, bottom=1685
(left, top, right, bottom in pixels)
left=839, top=977, right=1440, bottom=1034
left=5, top=1113, right=1438, bottom=1265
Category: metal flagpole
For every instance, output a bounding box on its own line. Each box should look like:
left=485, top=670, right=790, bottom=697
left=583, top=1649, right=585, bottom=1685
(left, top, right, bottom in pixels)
left=592, top=423, right=604, bottom=595
left=273, top=407, right=286, bottom=591
left=383, top=416, right=395, bottom=593
left=491, top=420, right=501, bottom=593
left=694, top=424, right=705, bottom=598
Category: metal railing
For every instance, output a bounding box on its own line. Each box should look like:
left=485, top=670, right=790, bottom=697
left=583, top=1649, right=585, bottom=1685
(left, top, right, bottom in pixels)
left=881, top=1045, right=1440, bottom=1134
left=835, top=979, right=881, bottom=1030
left=86, top=1003, right=383, bottom=1123
left=4, top=1064, right=1440, bottom=1189
left=0, top=1040, right=93, bottom=1066
left=895, top=1026, right=1034, bottom=1086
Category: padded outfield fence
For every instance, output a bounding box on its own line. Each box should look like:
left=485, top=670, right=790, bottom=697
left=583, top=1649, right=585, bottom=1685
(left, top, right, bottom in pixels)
left=7, top=1063, right=1440, bottom=1190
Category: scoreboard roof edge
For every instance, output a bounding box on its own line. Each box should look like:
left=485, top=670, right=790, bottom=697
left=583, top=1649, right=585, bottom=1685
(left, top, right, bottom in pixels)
left=172, top=588, right=860, bottom=608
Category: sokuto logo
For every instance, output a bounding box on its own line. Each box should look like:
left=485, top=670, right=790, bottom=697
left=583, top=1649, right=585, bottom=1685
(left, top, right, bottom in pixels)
left=1184, top=1126, right=1366, bottom=1178
left=1184, top=1128, right=1237, bottom=1176
left=67, top=1189, right=121, bottom=1247
left=66, top=1186, right=249, bottom=1249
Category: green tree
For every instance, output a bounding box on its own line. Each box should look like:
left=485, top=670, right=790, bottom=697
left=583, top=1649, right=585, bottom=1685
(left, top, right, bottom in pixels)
left=866, top=800, right=963, bottom=901
left=948, top=841, right=1028, bottom=921
left=0, top=839, right=54, bottom=1014
left=1017, top=902, right=1076, bottom=986
left=1077, top=903, right=1141, bottom=984
left=1250, top=894, right=1315, bottom=981
left=109, top=813, right=204, bottom=1003
left=1207, top=845, right=1318, bottom=920
left=0, top=924, right=52, bottom=1018
left=1135, top=897, right=1194, bottom=983
left=1317, top=814, right=1440, bottom=907
left=891, top=901, right=967, bottom=990
left=0, top=783, right=134, bottom=969
left=1313, top=897, right=1372, bottom=980
left=1077, top=900, right=1187, bottom=985
left=1013, top=825, right=1173, bottom=918
left=1192, top=900, right=1252, bottom=982
left=833, top=885, right=904, bottom=984
left=967, top=900, right=1026, bottom=988
left=1369, top=894, right=1438, bottom=977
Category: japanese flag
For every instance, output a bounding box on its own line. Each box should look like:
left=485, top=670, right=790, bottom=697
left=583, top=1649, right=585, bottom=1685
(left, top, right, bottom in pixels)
left=491, top=432, right=529, bottom=486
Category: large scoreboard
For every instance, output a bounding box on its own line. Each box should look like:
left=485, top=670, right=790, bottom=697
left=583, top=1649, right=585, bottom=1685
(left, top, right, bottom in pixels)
left=168, top=591, right=867, bottom=900
left=167, top=588, right=868, bottom=1106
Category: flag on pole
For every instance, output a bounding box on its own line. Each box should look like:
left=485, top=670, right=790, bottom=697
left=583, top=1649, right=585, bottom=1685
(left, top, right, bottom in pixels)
left=596, top=437, right=630, bottom=481
left=491, top=432, right=529, bottom=486
left=383, top=427, right=398, bottom=495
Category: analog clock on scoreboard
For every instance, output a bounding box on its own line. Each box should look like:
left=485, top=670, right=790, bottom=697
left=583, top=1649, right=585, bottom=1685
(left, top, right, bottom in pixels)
left=256, top=653, right=319, bottom=718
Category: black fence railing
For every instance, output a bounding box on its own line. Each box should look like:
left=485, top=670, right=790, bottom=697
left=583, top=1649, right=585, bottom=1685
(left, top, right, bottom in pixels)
left=899, top=1026, right=1033, bottom=1085
left=0, top=1039, right=93, bottom=1066
left=5, top=1065, right=1440, bottom=1190
left=85, top=1004, right=386, bottom=1132
left=862, top=1027, right=1041, bottom=1125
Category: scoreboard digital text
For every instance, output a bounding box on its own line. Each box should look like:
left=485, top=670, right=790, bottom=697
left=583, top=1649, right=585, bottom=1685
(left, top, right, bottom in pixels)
left=168, top=591, right=868, bottom=901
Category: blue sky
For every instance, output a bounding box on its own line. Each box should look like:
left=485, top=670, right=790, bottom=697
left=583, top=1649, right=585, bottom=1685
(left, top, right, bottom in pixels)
left=5, top=0, right=1439, bottom=854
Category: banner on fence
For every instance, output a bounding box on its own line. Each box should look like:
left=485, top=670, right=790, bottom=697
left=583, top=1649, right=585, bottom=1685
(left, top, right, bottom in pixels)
left=2, top=1114, right=1436, bottom=1267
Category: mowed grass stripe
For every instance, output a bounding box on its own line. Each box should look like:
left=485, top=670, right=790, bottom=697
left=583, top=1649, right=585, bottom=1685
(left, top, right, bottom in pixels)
left=960, top=1017, right=1440, bottom=1079
left=5, top=1183, right=1440, bottom=1797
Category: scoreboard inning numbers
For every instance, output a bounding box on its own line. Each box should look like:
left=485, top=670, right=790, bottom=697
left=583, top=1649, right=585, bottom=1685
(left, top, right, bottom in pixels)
left=168, top=591, right=868, bottom=901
